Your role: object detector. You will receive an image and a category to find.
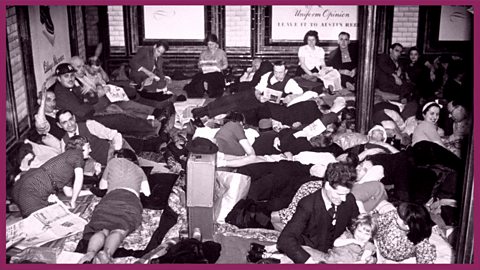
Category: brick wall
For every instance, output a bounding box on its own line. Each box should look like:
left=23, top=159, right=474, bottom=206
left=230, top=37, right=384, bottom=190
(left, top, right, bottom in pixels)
left=225, top=6, right=250, bottom=48
left=6, top=7, right=28, bottom=123
left=75, top=6, right=86, bottom=59
left=108, top=6, right=125, bottom=47
left=391, top=6, right=419, bottom=48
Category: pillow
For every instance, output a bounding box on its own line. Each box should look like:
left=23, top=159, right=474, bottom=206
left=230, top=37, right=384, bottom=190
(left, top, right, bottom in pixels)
left=213, top=171, right=251, bottom=223
left=140, top=173, right=178, bottom=210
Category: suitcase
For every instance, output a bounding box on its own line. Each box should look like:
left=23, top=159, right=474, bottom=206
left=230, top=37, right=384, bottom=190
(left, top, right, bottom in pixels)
left=186, top=153, right=216, bottom=240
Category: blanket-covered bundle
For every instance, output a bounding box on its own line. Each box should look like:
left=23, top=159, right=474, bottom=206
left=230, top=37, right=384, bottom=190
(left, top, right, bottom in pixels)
left=149, top=238, right=221, bottom=264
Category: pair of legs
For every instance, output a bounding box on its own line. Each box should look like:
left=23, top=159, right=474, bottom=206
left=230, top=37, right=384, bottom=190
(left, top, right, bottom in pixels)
left=78, top=228, right=128, bottom=264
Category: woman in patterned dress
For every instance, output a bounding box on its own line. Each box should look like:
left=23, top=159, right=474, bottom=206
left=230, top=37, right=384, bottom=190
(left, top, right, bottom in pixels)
left=12, top=135, right=91, bottom=217
left=374, top=202, right=437, bottom=263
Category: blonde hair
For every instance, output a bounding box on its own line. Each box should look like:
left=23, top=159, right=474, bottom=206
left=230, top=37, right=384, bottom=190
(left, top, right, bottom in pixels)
left=350, top=213, right=377, bottom=238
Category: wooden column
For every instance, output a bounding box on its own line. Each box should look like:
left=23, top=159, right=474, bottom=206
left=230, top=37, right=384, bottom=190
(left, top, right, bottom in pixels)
left=355, top=6, right=380, bottom=134
left=455, top=136, right=474, bottom=263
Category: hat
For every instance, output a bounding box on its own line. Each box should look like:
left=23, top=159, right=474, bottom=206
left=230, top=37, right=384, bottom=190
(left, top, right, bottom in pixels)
left=368, top=125, right=387, bottom=142
left=55, top=63, right=76, bottom=76
left=186, top=137, right=218, bottom=154
left=258, top=118, right=272, bottom=132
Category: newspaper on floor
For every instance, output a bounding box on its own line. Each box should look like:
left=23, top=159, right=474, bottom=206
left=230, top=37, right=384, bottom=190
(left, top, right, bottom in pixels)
left=6, top=201, right=87, bottom=250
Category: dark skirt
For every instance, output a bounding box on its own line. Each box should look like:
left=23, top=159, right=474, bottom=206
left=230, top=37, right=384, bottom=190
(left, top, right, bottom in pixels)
left=82, top=189, right=143, bottom=240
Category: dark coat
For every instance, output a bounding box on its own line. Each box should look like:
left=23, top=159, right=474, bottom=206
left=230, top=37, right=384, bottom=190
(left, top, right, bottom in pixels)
left=277, top=189, right=359, bottom=263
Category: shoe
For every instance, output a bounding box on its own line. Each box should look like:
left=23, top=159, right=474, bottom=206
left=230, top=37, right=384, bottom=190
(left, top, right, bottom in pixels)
left=90, top=186, right=107, bottom=197
left=94, top=251, right=112, bottom=264
left=328, top=85, right=335, bottom=95
left=191, top=106, right=208, bottom=118
left=175, top=94, right=187, bottom=102
left=190, top=117, right=205, bottom=128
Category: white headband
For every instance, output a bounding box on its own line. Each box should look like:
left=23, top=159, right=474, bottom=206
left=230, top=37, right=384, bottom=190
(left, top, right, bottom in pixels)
left=422, top=100, right=443, bottom=113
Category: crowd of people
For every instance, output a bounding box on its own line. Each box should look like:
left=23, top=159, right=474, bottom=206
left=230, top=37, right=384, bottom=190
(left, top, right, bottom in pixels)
left=8, top=28, right=471, bottom=264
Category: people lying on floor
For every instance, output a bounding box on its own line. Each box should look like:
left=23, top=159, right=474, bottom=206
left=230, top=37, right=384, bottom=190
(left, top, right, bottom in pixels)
left=191, top=60, right=304, bottom=123
left=374, top=202, right=437, bottom=263
left=375, top=43, right=414, bottom=101
left=327, top=31, right=358, bottom=91
left=276, top=162, right=360, bottom=264
left=76, top=148, right=151, bottom=264
left=184, top=34, right=228, bottom=98
left=12, top=135, right=93, bottom=218
left=34, top=82, right=65, bottom=150
left=296, top=30, right=342, bottom=93
left=253, top=125, right=343, bottom=157
left=336, top=125, right=400, bottom=163
left=233, top=158, right=322, bottom=214
left=291, top=213, right=377, bottom=263
left=129, top=40, right=177, bottom=103
left=56, top=109, right=133, bottom=167
left=52, top=63, right=163, bottom=138
left=70, top=56, right=170, bottom=121
left=272, top=158, right=387, bottom=231
left=213, top=112, right=255, bottom=157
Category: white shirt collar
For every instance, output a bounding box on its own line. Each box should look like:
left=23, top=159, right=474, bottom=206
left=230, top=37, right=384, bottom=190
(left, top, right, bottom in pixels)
left=67, top=125, right=80, bottom=137
left=321, top=187, right=333, bottom=211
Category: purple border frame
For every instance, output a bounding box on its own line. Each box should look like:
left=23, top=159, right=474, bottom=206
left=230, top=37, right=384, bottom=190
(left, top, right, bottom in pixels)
left=1, top=0, right=478, bottom=270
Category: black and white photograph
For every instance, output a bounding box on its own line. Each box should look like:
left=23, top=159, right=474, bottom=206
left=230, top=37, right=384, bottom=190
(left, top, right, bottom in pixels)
left=4, top=3, right=475, bottom=266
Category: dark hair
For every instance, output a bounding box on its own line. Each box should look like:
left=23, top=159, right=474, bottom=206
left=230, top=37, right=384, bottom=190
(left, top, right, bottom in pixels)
left=17, top=143, right=34, bottom=167
left=417, top=100, right=442, bottom=120
left=204, top=34, right=219, bottom=45
left=113, top=148, right=139, bottom=165
left=273, top=60, right=286, bottom=67
left=303, top=30, right=319, bottom=45
left=323, top=162, right=356, bottom=189
left=56, top=109, right=74, bottom=123
left=65, top=135, right=89, bottom=150
left=390, top=43, right=403, bottom=51
left=408, top=46, right=420, bottom=55
left=344, top=152, right=360, bottom=167
left=338, top=32, right=350, bottom=39
left=154, top=40, right=170, bottom=51
left=224, top=111, right=245, bottom=124
left=397, top=202, right=434, bottom=245
left=309, top=134, right=333, bottom=148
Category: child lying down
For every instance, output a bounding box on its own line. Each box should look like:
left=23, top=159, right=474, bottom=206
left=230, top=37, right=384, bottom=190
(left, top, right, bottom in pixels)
left=251, top=213, right=377, bottom=264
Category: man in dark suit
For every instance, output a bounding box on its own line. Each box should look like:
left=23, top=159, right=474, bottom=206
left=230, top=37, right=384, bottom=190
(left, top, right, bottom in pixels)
left=327, top=32, right=358, bottom=90
left=375, top=43, right=414, bottom=101
left=129, top=40, right=171, bottom=93
left=277, top=162, right=359, bottom=263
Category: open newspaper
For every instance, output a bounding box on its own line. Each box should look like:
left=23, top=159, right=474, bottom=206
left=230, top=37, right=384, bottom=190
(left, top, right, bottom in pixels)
left=263, top=88, right=284, bottom=104
left=293, top=118, right=327, bottom=140
left=6, top=201, right=87, bottom=250
left=200, top=60, right=221, bottom=74
left=105, top=84, right=129, bottom=103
